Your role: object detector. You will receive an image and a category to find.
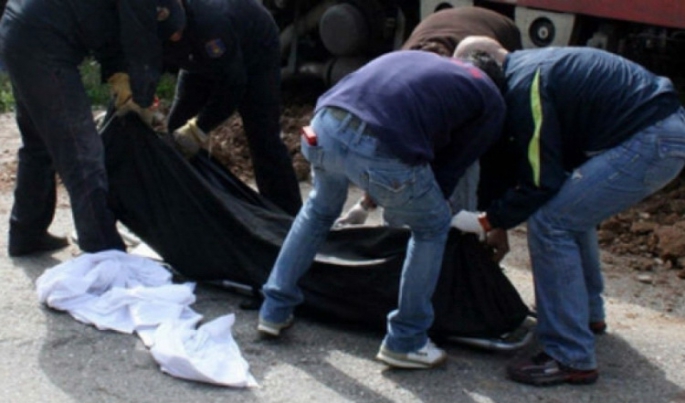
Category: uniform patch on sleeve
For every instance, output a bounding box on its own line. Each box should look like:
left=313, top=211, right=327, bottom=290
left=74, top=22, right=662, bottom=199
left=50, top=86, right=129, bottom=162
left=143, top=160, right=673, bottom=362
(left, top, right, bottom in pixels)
left=156, top=7, right=170, bottom=21
left=205, top=39, right=226, bottom=58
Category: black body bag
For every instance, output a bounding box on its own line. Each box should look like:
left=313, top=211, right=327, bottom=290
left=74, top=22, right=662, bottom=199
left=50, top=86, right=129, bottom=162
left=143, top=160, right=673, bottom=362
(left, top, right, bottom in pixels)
left=102, top=115, right=529, bottom=339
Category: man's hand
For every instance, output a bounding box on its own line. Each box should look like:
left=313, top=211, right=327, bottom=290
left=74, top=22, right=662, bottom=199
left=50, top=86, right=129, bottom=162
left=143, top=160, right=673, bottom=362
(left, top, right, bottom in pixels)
left=107, top=72, right=133, bottom=110
left=118, top=101, right=156, bottom=127
left=107, top=72, right=156, bottom=127
left=334, top=199, right=370, bottom=227
left=172, top=117, right=208, bottom=158
left=485, top=228, right=509, bottom=263
left=450, top=210, right=489, bottom=240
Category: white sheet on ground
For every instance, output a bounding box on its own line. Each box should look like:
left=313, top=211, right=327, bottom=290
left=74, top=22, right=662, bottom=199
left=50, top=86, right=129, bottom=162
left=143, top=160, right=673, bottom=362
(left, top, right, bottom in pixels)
left=35, top=250, right=257, bottom=388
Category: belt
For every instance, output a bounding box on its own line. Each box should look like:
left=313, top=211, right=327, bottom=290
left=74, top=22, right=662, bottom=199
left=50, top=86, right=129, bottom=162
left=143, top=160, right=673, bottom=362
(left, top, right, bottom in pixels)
left=327, top=106, right=369, bottom=134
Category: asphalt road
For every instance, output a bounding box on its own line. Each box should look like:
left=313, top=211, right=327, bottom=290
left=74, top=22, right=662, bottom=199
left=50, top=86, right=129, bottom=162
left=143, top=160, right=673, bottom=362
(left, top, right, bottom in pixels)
left=1, top=180, right=684, bottom=402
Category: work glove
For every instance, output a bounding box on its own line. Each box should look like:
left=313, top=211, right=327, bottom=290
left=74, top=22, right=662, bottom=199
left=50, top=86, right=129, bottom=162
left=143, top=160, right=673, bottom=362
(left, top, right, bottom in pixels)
left=172, top=117, right=208, bottom=158
left=107, top=72, right=155, bottom=127
left=450, top=210, right=490, bottom=241
left=107, top=72, right=132, bottom=110
left=334, top=199, right=371, bottom=227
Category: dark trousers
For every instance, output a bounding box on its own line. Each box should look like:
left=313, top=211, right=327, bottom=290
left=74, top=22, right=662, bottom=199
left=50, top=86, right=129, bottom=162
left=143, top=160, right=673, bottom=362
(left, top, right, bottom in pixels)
left=1, top=23, right=125, bottom=252
left=167, top=53, right=302, bottom=216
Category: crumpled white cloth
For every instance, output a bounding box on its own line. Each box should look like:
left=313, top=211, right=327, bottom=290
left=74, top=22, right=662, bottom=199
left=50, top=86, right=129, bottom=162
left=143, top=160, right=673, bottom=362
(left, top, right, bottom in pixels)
left=36, top=250, right=257, bottom=387
left=151, top=314, right=256, bottom=387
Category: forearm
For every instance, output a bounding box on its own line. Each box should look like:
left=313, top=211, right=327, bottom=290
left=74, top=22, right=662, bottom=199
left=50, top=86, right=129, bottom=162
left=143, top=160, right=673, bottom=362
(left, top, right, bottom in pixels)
left=118, top=0, right=163, bottom=107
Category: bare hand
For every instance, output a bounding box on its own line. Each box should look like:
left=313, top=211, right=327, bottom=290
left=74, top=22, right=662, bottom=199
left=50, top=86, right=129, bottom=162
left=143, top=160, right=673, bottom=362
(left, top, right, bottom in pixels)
left=486, top=228, right=509, bottom=263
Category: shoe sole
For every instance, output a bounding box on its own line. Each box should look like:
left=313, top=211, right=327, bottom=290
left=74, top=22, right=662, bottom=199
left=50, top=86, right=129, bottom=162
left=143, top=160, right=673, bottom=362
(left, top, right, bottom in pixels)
left=375, top=351, right=448, bottom=369
left=507, top=371, right=599, bottom=386
left=257, top=324, right=281, bottom=337
left=257, top=317, right=293, bottom=337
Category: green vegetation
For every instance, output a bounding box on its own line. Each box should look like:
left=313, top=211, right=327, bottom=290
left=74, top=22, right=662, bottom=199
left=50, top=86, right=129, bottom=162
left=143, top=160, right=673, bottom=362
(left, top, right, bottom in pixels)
left=79, top=59, right=112, bottom=107
left=0, top=58, right=177, bottom=113
left=0, top=70, right=13, bottom=112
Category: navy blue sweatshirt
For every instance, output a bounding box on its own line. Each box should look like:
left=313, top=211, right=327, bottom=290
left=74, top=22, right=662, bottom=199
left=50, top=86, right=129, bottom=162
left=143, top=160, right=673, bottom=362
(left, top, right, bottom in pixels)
left=486, top=47, right=681, bottom=229
left=316, top=50, right=506, bottom=198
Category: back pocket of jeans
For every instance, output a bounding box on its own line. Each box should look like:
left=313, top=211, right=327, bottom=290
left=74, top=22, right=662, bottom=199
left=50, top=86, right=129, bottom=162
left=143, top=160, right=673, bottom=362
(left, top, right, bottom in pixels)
left=658, top=135, right=685, bottom=159
left=366, top=167, right=416, bottom=207
left=301, top=137, right=324, bottom=166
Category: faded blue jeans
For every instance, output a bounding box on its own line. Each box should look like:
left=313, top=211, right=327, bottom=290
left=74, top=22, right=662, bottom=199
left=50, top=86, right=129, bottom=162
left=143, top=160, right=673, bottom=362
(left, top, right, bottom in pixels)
left=528, top=108, right=685, bottom=370
left=260, top=107, right=452, bottom=353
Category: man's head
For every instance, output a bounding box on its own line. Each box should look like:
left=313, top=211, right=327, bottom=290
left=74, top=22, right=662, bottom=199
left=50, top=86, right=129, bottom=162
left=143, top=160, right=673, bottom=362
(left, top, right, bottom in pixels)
left=461, top=50, right=506, bottom=93
left=454, top=36, right=509, bottom=64
left=157, top=0, right=186, bottom=42
left=453, top=36, right=508, bottom=93
left=410, top=39, right=454, bottom=57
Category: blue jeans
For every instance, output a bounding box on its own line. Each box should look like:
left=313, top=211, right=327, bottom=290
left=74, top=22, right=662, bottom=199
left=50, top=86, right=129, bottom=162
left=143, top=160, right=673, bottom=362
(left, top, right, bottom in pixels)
left=260, top=107, right=452, bottom=353
left=528, top=108, right=685, bottom=370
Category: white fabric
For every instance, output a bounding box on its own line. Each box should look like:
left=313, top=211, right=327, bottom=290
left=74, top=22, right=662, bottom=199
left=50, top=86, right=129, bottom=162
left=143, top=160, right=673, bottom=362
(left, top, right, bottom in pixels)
left=36, top=250, right=257, bottom=387
left=334, top=199, right=370, bottom=227
left=450, top=210, right=486, bottom=240
left=151, top=315, right=257, bottom=387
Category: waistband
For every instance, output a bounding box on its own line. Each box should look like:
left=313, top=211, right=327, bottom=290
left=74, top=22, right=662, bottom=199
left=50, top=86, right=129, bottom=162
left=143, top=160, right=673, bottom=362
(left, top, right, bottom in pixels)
left=325, top=106, right=376, bottom=137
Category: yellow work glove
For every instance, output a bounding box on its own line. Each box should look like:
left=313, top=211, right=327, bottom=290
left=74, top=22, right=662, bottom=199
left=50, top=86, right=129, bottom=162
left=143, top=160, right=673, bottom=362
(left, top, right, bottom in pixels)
left=107, top=72, right=133, bottom=110
left=172, top=117, right=208, bottom=158
left=107, top=72, right=156, bottom=127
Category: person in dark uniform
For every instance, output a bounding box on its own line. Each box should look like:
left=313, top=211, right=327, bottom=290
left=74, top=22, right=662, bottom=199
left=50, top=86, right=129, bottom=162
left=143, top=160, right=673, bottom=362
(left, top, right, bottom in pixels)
left=162, top=0, right=303, bottom=217
left=453, top=36, right=685, bottom=386
left=0, top=0, right=183, bottom=256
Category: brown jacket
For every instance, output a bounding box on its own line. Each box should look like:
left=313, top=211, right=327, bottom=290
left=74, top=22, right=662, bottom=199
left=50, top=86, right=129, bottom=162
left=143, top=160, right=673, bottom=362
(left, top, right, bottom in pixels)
left=402, top=7, right=522, bottom=55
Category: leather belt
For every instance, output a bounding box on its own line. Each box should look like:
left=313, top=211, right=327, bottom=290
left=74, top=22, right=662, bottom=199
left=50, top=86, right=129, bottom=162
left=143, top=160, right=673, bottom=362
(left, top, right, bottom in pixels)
left=327, top=106, right=368, bottom=134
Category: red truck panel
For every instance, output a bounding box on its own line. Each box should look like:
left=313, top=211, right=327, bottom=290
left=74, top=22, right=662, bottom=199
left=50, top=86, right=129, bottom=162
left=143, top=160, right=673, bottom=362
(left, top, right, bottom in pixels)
left=487, top=0, right=685, bottom=29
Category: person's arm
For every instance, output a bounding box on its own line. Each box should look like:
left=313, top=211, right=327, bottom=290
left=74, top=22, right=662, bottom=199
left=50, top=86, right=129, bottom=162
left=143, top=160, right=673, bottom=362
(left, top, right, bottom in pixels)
left=432, top=101, right=505, bottom=199
left=334, top=194, right=377, bottom=227
left=454, top=67, right=568, bottom=237
left=485, top=67, right=568, bottom=230
left=117, top=0, right=164, bottom=108
left=194, top=34, right=247, bottom=131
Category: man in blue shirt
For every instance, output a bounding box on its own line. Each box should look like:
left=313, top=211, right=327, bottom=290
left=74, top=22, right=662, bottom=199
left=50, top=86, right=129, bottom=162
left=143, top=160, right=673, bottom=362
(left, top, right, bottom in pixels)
left=453, top=36, right=685, bottom=385
left=258, top=50, right=505, bottom=369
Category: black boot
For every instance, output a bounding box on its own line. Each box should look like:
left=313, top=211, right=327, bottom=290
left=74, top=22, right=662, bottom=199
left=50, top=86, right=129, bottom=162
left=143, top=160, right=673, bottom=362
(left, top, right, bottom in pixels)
left=8, top=232, right=70, bottom=257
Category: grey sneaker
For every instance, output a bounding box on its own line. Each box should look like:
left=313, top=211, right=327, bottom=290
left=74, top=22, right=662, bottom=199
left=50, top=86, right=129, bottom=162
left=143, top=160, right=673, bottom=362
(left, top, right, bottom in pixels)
left=257, top=315, right=294, bottom=337
left=376, top=339, right=447, bottom=369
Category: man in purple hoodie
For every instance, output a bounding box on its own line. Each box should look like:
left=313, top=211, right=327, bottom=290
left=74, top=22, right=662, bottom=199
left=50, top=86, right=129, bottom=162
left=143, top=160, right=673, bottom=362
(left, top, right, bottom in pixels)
left=258, top=49, right=506, bottom=369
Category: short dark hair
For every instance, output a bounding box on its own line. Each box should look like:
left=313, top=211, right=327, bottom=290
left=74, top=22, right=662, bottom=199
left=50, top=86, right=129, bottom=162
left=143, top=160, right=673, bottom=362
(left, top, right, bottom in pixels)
left=462, top=50, right=506, bottom=93
left=411, top=40, right=453, bottom=57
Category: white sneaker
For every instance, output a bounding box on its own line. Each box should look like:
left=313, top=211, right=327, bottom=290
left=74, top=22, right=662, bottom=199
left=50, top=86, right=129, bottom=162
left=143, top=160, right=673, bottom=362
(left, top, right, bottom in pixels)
left=257, top=315, right=294, bottom=337
left=376, top=339, right=447, bottom=369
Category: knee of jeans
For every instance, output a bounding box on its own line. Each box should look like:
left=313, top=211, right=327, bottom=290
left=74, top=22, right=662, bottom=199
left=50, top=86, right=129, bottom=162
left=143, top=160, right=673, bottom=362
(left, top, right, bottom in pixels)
left=408, top=211, right=452, bottom=242
left=527, top=208, right=566, bottom=240
left=305, top=193, right=346, bottom=222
